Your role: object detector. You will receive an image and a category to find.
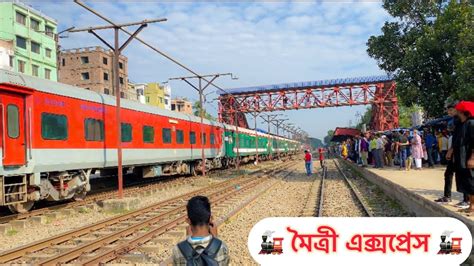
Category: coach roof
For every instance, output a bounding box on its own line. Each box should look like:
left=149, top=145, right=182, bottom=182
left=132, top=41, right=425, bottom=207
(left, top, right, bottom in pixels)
left=0, top=69, right=219, bottom=127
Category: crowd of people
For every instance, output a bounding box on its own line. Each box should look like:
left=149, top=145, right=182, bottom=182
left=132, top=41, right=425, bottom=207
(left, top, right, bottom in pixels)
left=332, top=100, right=474, bottom=214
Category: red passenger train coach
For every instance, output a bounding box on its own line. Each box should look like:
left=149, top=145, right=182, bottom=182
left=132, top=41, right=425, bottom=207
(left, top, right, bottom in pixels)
left=0, top=70, right=298, bottom=213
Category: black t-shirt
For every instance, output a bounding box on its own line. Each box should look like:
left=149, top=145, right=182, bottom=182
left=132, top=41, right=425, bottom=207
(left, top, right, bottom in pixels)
left=399, top=136, right=408, bottom=150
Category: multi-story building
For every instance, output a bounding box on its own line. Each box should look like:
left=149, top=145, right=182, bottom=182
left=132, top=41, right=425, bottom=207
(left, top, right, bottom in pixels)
left=0, top=0, right=58, bottom=80
left=132, top=82, right=146, bottom=104
left=171, top=98, right=193, bottom=114
left=58, top=46, right=135, bottom=100
left=163, top=83, right=171, bottom=110
left=0, top=39, right=14, bottom=71
left=144, top=82, right=165, bottom=109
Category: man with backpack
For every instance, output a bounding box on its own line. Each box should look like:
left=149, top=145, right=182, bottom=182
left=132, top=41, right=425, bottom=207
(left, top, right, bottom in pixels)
left=172, top=196, right=230, bottom=266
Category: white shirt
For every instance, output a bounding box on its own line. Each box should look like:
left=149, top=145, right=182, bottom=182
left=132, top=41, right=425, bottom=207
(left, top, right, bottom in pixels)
left=376, top=138, right=384, bottom=149
left=440, top=136, right=449, bottom=151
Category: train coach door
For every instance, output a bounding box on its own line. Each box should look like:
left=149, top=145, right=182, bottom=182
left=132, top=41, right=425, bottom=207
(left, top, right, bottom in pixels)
left=0, top=93, right=26, bottom=166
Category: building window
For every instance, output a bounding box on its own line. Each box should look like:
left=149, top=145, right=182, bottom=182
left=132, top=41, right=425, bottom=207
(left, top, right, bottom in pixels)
left=84, top=118, right=104, bottom=141
left=45, top=68, right=51, bottom=80
left=62, top=58, right=65, bottom=66
left=190, top=131, right=196, bottom=144
left=119, top=62, right=123, bottom=69
left=17, top=60, right=25, bottom=73
left=31, top=42, right=40, bottom=54
left=120, top=92, right=125, bottom=98
left=45, top=48, right=52, bottom=58
left=146, top=96, right=150, bottom=103
left=201, top=133, right=207, bottom=145
left=162, top=128, right=172, bottom=144
left=103, top=72, right=109, bottom=81
left=32, top=65, right=39, bottom=77
left=15, top=12, right=26, bottom=25
left=171, top=104, right=176, bottom=111
left=121, top=123, right=132, bottom=142
left=104, top=88, right=110, bottom=95
left=80, top=56, right=89, bottom=64
left=41, top=113, right=68, bottom=140
left=210, top=133, right=215, bottom=145
left=16, top=36, right=27, bottom=49
left=119, top=77, right=124, bottom=84
left=30, top=18, right=40, bottom=31
left=7, top=105, right=19, bottom=139
left=103, top=57, right=108, bottom=65
left=143, top=125, right=154, bottom=143
left=81, top=72, right=90, bottom=80
left=45, top=26, right=54, bottom=37
left=176, top=130, right=184, bottom=144
left=9, top=56, right=13, bottom=68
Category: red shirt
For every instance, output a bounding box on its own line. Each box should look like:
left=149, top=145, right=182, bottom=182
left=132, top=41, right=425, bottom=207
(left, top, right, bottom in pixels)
left=305, top=153, right=312, bottom=162
left=318, top=148, right=325, bottom=160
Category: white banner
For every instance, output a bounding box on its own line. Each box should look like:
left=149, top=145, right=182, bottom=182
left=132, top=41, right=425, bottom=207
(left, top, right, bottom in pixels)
left=248, top=217, right=472, bottom=266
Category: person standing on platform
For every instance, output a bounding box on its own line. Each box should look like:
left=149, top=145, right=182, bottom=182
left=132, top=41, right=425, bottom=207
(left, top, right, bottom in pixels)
left=374, top=134, right=384, bottom=168
left=435, top=101, right=462, bottom=204
left=411, top=130, right=424, bottom=170
left=341, top=141, right=348, bottom=159
left=369, top=135, right=377, bottom=166
left=360, top=133, right=369, bottom=167
left=452, top=101, right=474, bottom=214
left=425, top=129, right=437, bottom=167
left=318, top=147, right=325, bottom=169
left=304, top=150, right=313, bottom=176
left=439, top=130, right=450, bottom=165
left=398, top=131, right=410, bottom=170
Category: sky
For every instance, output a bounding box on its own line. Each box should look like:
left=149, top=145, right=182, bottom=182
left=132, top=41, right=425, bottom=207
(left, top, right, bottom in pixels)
left=27, top=0, right=391, bottom=140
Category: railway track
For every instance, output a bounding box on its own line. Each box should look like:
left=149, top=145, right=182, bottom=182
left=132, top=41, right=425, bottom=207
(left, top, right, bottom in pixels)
left=0, top=160, right=277, bottom=225
left=0, top=161, right=295, bottom=265
left=316, top=159, right=372, bottom=217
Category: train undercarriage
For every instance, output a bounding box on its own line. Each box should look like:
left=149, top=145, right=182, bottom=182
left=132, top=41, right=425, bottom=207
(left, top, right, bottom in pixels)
left=0, top=152, right=296, bottom=213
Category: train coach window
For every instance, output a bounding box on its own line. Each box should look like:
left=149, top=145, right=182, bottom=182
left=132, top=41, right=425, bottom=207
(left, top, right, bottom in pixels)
left=7, top=105, right=19, bottom=139
left=176, top=130, right=184, bottom=144
left=41, top=113, right=68, bottom=140
left=84, top=119, right=104, bottom=141
left=201, top=133, right=207, bottom=145
left=190, top=131, right=196, bottom=144
left=143, top=126, right=154, bottom=143
left=162, top=128, right=172, bottom=144
left=121, top=123, right=132, bottom=142
left=210, top=133, right=215, bottom=145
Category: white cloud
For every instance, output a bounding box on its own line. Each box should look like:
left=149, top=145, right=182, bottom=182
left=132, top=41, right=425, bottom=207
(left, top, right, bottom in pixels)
left=26, top=0, right=391, bottom=139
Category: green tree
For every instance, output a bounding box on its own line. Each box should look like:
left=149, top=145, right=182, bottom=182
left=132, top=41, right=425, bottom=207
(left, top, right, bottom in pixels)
left=323, top=130, right=335, bottom=145
left=193, top=101, right=215, bottom=121
left=355, top=107, right=372, bottom=130
left=367, top=0, right=474, bottom=117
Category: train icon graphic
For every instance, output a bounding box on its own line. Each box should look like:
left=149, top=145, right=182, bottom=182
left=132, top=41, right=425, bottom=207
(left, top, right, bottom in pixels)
left=259, top=230, right=284, bottom=255
left=438, top=231, right=462, bottom=255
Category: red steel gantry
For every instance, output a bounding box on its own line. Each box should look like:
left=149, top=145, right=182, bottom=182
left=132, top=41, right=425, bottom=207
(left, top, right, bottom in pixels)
left=218, top=75, right=398, bottom=131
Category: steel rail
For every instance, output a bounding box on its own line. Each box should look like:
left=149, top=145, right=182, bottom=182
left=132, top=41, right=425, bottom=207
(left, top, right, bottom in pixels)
left=333, top=159, right=372, bottom=217
left=38, top=176, right=269, bottom=265
left=316, top=164, right=327, bottom=217
left=159, top=164, right=298, bottom=266
left=0, top=159, right=272, bottom=224
left=0, top=161, right=290, bottom=263
left=79, top=170, right=285, bottom=266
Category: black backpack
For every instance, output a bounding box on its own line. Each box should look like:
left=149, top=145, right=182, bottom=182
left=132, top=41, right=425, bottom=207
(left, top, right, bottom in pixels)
left=177, top=237, right=223, bottom=266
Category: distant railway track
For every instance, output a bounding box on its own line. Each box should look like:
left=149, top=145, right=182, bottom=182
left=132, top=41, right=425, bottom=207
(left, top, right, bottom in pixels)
left=0, top=160, right=278, bottom=225
left=316, top=159, right=372, bottom=217
left=0, top=161, right=295, bottom=264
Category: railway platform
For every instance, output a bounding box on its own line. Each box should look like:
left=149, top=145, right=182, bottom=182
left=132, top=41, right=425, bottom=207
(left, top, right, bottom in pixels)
left=342, top=161, right=474, bottom=265
left=342, top=160, right=474, bottom=227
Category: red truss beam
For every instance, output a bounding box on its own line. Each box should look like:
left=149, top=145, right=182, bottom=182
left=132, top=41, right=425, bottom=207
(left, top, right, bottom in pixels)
left=219, top=81, right=398, bottom=131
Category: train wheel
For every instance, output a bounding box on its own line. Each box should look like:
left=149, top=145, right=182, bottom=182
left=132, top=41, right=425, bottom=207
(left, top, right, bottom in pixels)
left=73, top=190, right=87, bottom=201
left=6, top=185, right=34, bottom=213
